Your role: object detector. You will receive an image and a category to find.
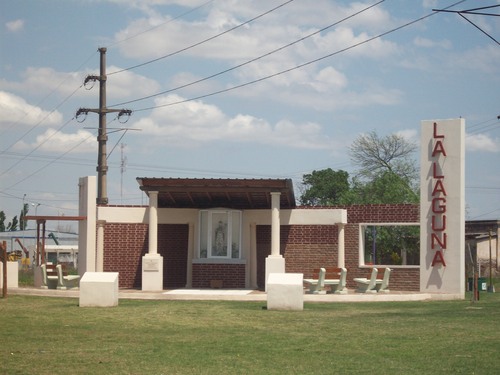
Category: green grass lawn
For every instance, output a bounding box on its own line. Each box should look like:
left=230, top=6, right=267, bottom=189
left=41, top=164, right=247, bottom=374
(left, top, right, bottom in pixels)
left=1, top=291, right=500, bottom=375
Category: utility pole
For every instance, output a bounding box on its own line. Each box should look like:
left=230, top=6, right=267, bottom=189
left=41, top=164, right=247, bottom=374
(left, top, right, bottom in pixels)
left=120, top=143, right=127, bottom=204
left=76, top=47, right=131, bottom=205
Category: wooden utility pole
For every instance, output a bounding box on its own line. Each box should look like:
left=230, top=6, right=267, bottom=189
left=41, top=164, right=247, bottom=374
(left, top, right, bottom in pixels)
left=76, top=47, right=131, bottom=205
left=1, top=241, right=7, bottom=298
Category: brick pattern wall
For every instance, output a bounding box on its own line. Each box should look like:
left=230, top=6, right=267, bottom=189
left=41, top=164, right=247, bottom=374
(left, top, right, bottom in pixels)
left=256, top=204, right=420, bottom=291
left=103, top=223, right=189, bottom=289
left=334, top=204, right=420, bottom=291
left=103, top=223, right=148, bottom=288
left=192, top=263, right=246, bottom=288
left=256, top=225, right=338, bottom=290
left=158, top=224, right=188, bottom=288
left=104, top=204, right=420, bottom=291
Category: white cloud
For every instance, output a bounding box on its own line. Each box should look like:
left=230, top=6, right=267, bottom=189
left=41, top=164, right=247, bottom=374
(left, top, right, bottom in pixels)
left=13, top=128, right=96, bottom=154
left=414, top=36, right=452, bottom=49
left=0, top=91, right=62, bottom=128
left=113, top=1, right=397, bottom=63
left=133, top=94, right=331, bottom=149
left=0, top=66, right=161, bottom=102
left=106, top=65, right=162, bottom=101
left=6, top=19, right=24, bottom=32
left=466, top=133, right=500, bottom=153
left=422, top=0, right=438, bottom=9
left=396, top=129, right=418, bottom=144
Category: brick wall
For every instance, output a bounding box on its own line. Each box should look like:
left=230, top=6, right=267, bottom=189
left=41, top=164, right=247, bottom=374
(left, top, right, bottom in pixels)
left=103, top=223, right=188, bottom=288
left=103, top=223, right=148, bottom=288
left=158, top=224, right=188, bottom=288
left=104, top=204, right=420, bottom=291
left=256, top=204, right=420, bottom=291
left=192, top=263, right=246, bottom=288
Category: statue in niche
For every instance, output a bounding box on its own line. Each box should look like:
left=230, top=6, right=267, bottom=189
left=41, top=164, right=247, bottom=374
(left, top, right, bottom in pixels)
left=214, top=220, right=226, bottom=256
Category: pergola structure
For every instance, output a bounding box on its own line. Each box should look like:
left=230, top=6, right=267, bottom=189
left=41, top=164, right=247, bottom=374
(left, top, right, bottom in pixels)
left=24, top=215, right=86, bottom=266
left=136, top=177, right=296, bottom=209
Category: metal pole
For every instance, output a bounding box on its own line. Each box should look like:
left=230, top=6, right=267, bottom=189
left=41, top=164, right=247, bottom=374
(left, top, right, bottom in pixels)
left=1, top=241, right=7, bottom=298
left=97, top=47, right=108, bottom=205
left=488, top=229, right=494, bottom=292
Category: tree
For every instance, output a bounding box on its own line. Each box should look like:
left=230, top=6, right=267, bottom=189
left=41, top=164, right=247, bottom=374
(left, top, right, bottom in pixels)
left=0, top=211, right=6, bottom=232
left=348, top=130, right=419, bottom=203
left=349, top=171, right=418, bottom=204
left=299, top=168, right=350, bottom=206
left=0, top=210, right=22, bottom=232
left=7, top=215, right=18, bottom=231
left=349, top=130, right=418, bottom=182
left=20, top=203, right=29, bottom=230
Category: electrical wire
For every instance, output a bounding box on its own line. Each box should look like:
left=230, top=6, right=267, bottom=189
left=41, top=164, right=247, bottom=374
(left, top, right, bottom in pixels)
left=0, top=116, right=78, bottom=178
left=129, top=1, right=468, bottom=114
left=107, top=0, right=215, bottom=49
left=110, top=0, right=385, bottom=108
left=0, top=51, right=97, bottom=141
left=0, top=83, right=84, bottom=155
left=2, top=129, right=98, bottom=192
left=108, top=0, right=295, bottom=76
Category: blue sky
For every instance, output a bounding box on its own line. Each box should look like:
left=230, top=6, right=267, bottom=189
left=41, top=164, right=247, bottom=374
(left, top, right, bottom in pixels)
left=1, top=0, right=499, bottom=230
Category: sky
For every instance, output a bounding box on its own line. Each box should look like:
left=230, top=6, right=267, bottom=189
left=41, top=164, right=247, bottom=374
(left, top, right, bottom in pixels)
left=1, top=0, right=499, bottom=231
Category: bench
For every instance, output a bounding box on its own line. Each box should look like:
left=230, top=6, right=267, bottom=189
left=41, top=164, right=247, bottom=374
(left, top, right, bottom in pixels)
left=303, top=268, right=326, bottom=294
left=323, top=267, right=348, bottom=294
left=375, top=267, right=391, bottom=293
left=353, top=267, right=378, bottom=293
left=56, top=264, right=80, bottom=290
left=40, top=263, right=59, bottom=289
left=303, top=267, right=348, bottom=294
left=353, top=268, right=392, bottom=293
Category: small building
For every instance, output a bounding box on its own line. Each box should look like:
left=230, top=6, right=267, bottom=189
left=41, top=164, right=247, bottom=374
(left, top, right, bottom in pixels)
left=78, top=176, right=421, bottom=291
left=465, top=220, right=500, bottom=276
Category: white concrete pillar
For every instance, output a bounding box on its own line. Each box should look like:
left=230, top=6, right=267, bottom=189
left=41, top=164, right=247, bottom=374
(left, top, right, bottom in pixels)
left=78, top=176, right=97, bottom=275
left=249, top=222, right=257, bottom=289
left=337, top=223, right=345, bottom=268
left=148, top=191, right=158, bottom=255
left=142, top=190, right=163, bottom=291
left=186, top=222, right=194, bottom=288
left=271, top=192, right=281, bottom=256
left=96, top=220, right=106, bottom=272
left=266, top=192, right=285, bottom=291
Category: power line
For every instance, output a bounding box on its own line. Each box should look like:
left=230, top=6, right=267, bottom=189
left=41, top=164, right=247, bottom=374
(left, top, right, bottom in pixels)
left=0, top=116, right=78, bottom=179
left=130, top=1, right=468, bottom=114
left=110, top=0, right=386, bottom=108
left=0, top=51, right=97, bottom=142
left=107, top=0, right=215, bottom=49
left=433, top=4, right=500, bottom=45
left=108, top=0, right=295, bottom=76
left=2, top=129, right=98, bottom=192
left=0, top=83, right=84, bottom=156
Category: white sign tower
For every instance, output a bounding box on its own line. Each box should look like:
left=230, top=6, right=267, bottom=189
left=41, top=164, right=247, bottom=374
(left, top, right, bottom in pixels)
left=420, top=119, right=465, bottom=296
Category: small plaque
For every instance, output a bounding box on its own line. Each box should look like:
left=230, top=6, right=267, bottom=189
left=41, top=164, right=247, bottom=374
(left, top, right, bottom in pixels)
left=143, top=258, right=160, bottom=272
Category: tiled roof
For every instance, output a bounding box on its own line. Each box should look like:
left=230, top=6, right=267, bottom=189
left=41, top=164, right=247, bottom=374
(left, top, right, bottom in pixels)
left=136, top=177, right=296, bottom=209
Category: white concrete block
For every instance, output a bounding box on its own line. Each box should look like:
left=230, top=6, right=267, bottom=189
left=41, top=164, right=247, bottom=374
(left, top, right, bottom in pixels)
left=267, top=273, right=303, bottom=311
left=79, top=272, right=119, bottom=307
left=0, top=261, right=19, bottom=289
left=265, top=256, right=285, bottom=291
left=142, top=254, right=163, bottom=291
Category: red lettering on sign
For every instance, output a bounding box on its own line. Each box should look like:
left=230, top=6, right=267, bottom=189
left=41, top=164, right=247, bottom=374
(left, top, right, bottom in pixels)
left=431, top=215, right=446, bottom=231
left=432, top=197, right=446, bottom=213
left=432, top=140, right=447, bottom=157
left=431, top=250, right=446, bottom=267
left=433, top=122, right=444, bottom=139
left=429, top=121, right=448, bottom=267
left=432, top=162, right=444, bottom=179
left=431, top=232, right=447, bottom=250
left=432, top=179, right=447, bottom=196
